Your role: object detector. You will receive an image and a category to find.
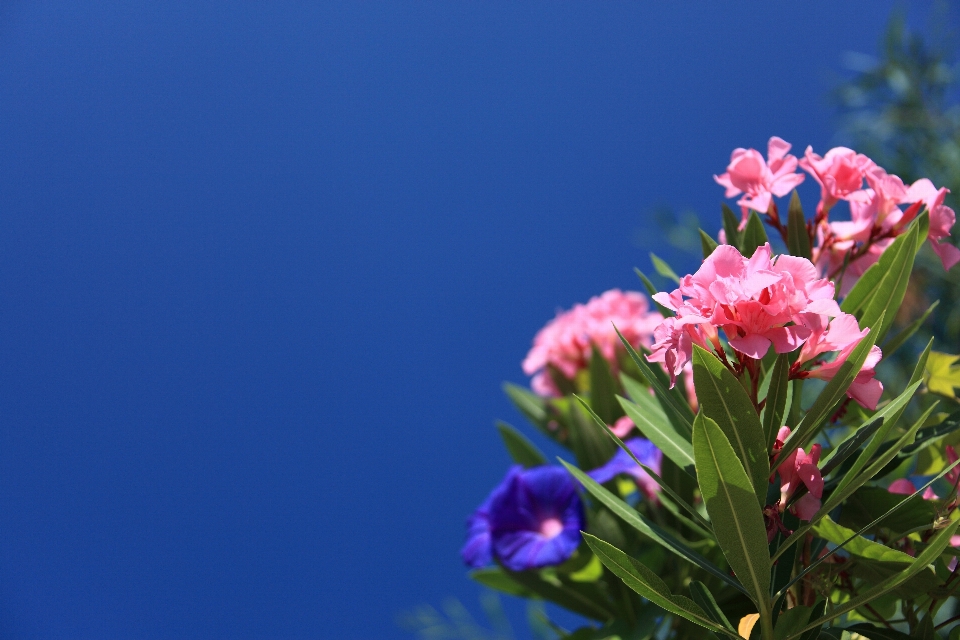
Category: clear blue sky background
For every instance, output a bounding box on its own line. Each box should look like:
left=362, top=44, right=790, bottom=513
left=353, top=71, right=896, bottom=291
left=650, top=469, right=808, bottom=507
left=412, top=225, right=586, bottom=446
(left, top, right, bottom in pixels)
left=0, top=2, right=947, bottom=638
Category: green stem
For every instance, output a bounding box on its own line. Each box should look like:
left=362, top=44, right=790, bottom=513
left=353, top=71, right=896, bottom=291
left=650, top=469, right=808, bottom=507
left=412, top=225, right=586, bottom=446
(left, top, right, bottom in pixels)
left=760, top=605, right=775, bottom=640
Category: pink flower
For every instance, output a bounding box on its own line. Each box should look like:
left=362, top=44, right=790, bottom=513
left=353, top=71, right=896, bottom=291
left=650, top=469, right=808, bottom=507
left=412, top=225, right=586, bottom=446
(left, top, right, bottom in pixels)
left=648, top=244, right=840, bottom=380
left=773, top=427, right=823, bottom=521
left=794, top=312, right=883, bottom=410
left=799, top=146, right=874, bottom=214
left=523, top=290, right=663, bottom=396
left=714, top=137, right=806, bottom=219
left=888, top=478, right=938, bottom=501
left=609, top=416, right=635, bottom=439
left=903, top=179, right=960, bottom=270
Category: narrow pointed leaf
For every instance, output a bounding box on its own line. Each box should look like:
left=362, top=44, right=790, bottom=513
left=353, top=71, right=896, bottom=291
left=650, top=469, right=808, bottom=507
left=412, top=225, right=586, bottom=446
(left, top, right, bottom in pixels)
left=618, top=395, right=695, bottom=474
left=634, top=268, right=673, bottom=318
left=818, top=416, right=884, bottom=477
left=496, top=421, right=547, bottom=467
left=740, top=211, right=769, bottom=257
left=762, top=354, right=791, bottom=451
left=575, top=396, right=708, bottom=530
left=841, top=215, right=923, bottom=317
left=588, top=346, right=619, bottom=424
left=784, top=519, right=960, bottom=640
left=650, top=252, right=680, bottom=284
left=561, top=459, right=744, bottom=594
left=721, top=203, right=742, bottom=248
left=700, top=229, right=719, bottom=258
left=582, top=534, right=737, bottom=637
left=883, top=300, right=939, bottom=359
left=615, top=326, right=694, bottom=428
left=782, top=319, right=882, bottom=453
left=786, top=191, right=811, bottom=259
left=693, top=346, right=769, bottom=504
left=693, top=413, right=771, bottom=607
left=812, top=516, right=914, bottom=563
left=689, top=581, right=734, bottom=632
left=503, top=382, right=554, bottom=436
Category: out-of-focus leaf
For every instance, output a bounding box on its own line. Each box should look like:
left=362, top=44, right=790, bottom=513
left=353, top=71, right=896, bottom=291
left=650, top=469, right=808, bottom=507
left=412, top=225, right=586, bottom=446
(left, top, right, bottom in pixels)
left=693, top=346, right=769, bottom=504
left=721, top=203, right=742, bottom=248
left=783, top=519, right=960, bottom=640
left=740, top=211, right=769, bottom=257
left=582, top=534, right=737, bottom=637
left=689, top=581, right=734, bottom=632
left=650, top=252, right=680, bottom=284
left=786, top=191, right=811, bottom=259
left=762, top=354, right=791, bottom=451
left=469, top=567, right=531, bottom=597
left=561, top=459, right=743, bottom=595
left=502, top=566, right=615, bottom=622
left=503, top=382, right=554, bottom=437
left=837, top=486, right=939, bottom=534
left=812, top=517, right=913, bottom=564
left=700, top=229, right=719, bottom=258
left=634, top=268, right=673, bottom=318
left=495, top=421, right=547, bottom=468
left=783, top=319, right=882, bottom=452
left=589, top=346, right=620, bottom=424
left=566, top=400, right=616, bottom=471
left=842, top=623, right=917, bottom=639
left=925, top=351, right=960, bottom=398
left=883, top=300, right=939, bottom=359
left=693, top=413, right=771, bottom=608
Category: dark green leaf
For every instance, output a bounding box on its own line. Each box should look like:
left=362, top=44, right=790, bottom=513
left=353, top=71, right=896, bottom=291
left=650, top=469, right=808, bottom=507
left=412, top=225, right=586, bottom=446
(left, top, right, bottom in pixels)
left=495, top=421, right=547, bottom=468
left=740, top=211, right=769, bottom=257
left=561, top=459, right=744, bottom=595
left=762, top=354, right=791, bottom=451
left=582, top=534, right=737, bottom=637
left=786, top=191, right=811, bottom=259
left=842, top=623, right=915, bottom=640
left=700, top=229, right=719, bottom=258
left=503, top=383, right=554, bottom=437
left=650, top=252, right=680, bottom=284
left=783, top=519, right=960, bottom=639
left=812, top=517, right=913, bottom=563
left=689, top=581, right=734, bottom=632
left=774, top=605, right=811, bottom=640
left=818, top=416, right=884, bottom=477
left=693, top=413, right=771, bottom=607
left=901, top=408, right=960, bottom=456
left=796, top=600, right=827, bottom=640
left=721, top=203, right=743, bottom=248
left=693, top=346, right=769, bottom=504
left=469, top=567, right=531, bottom=597
left=883, top=300, right=939, bottom=359
left=588, top=346, right=620, bottom=424
left=502, top=566, right=615, bottom=622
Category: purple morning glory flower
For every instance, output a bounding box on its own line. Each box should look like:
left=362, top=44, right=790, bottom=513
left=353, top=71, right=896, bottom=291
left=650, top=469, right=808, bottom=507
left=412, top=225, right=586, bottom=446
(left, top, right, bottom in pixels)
left=461, top=465, right=585, bottom=571
left=588, top=437, right=663, bottom=500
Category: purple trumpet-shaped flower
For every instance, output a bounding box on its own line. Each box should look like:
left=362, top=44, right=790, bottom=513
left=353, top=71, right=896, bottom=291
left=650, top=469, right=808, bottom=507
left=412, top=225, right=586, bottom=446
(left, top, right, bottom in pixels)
left=588, top=437, right=663, bottom=500
left=461, top=465, right=585, bottom=571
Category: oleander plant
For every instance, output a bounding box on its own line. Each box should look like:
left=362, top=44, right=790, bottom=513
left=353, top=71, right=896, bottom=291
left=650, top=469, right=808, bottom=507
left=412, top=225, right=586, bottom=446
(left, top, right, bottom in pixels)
left=461, top=138, right=960, bottom=639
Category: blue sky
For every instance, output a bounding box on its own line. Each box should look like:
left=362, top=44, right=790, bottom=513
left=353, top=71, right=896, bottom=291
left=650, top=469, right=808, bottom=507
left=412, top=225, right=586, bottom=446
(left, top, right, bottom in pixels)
left=0, top=2, right=942, bottom=638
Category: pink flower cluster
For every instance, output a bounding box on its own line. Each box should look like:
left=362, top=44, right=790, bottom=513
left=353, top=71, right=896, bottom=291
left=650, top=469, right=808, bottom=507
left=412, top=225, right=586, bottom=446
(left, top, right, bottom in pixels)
left=716, top=137, right=960, bottom=295
left=647, top=243, right=883, bottom=409
left=522, top=289, right=662, bottom=397
left=772, top=427, right=823, bottom=522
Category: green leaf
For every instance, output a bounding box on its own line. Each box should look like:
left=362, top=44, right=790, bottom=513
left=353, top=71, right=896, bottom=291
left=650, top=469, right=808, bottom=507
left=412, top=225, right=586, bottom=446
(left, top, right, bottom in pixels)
left=561, top=459, right=744, bottom=595
left=693, top=346, right=769, bottom=504
left=721, top=203, right=743, bottom=248
left=740, top=210, right=769, bottom=257
left=469, top=567, right=531, bottom=597
left=615, top=327, right=695, bottom=429
left=783, top=519, right=960, bottom=640
left=501, top=566, right=615, bottom=622
left=689, top=581, right=734, bottom=632
left=786, top=191, right=811, bottom=259
left=774, top=605, right=811, bottom=640
left=812, top=516, right=914, bottom=564
left=842, top=220, right=921, bottom=345
left=495, top=421, right=547, bottom=468
left=566, top=400, right=616, bottom=471
left=582, top=533, right=738, bottom=637
left=762, top=354, right=791, bottom=451
left=634, top=268, right=674, bottom=318
left=588, top=346, right=620, bottom=424
left=693, top=413, right=771, bottom=607
left=617, top=394, right=695, bottom=474
left=650, top=252, right=681, bottom=284
left=700, top=229, right=719, bottom=258
left=783, top=318, right=882, bottom=452
left=925, top=351, right=960, bottom=398
left=575, top=395, right=710, bottom=531
left=901, top=408, right=960, bottom=456
left=883, top=300, right=939, bottom=359
left=818, top=416, right=885, bottom=478
left=842, top=623, right=915, bottom=640
left=503, top=383, right=554, bottom=437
